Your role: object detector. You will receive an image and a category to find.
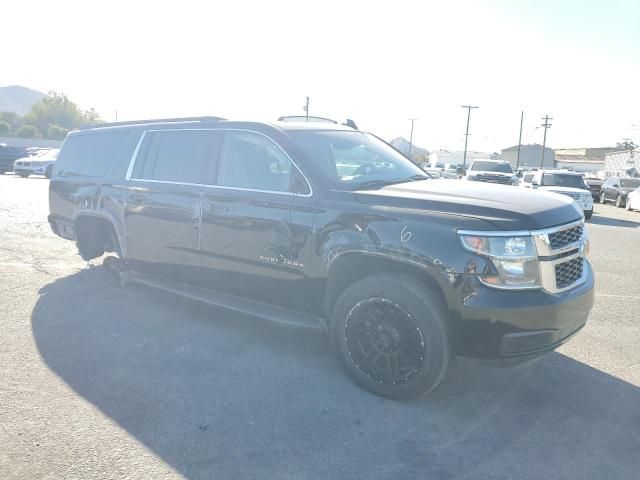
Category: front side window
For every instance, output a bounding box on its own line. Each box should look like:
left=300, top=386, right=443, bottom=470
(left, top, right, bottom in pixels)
left=217, top=131, right=308, bottom=193
left=289, top=130, right=426, bottom=189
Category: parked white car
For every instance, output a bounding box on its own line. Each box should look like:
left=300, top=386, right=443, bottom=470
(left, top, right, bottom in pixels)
left=13, top=148, right=59, bottom=178
left=625, top=186, right=640, bottom=212
left=465, top=159, right=517, bottom=185
left=528, top=170, right=593, bottom=219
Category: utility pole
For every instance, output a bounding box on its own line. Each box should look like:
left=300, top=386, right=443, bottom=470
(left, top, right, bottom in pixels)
left=408, top=118, right=417, bottom=160
left=540, top=115, right=553, bottom=168
left=304, top=96, right=310, bottom=121
left=115, top=110, right=118, bottom=123
left=516, top=111, right=523, bottom=171
left=461, top=105, right=479, bottom=171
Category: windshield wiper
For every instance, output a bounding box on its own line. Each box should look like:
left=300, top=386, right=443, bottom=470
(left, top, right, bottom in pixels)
left=351, top=175, right=428, bottom=191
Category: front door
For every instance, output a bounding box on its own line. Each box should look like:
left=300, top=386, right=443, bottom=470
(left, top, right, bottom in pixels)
left=199, top=130, right=314, bottom=310
left=124, top=129, right=221, bottom=283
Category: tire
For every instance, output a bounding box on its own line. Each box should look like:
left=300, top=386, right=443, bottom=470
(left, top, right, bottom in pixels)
left=45, top=165, right=53, bottom=178
left=331, top=273, right=450, bottom=400
left=599, top=192, right=606, bottom=204
left=584, top=209, right=593, bottom=220
left=616, top=195, right=624, bottom=208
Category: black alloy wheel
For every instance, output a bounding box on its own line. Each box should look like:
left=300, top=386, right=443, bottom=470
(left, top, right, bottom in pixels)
left=344, top=298, right=425, bottom=386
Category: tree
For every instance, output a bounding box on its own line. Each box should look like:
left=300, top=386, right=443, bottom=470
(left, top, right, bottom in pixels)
left=15, top=124, right=40, bottom=138
left=0, top=121, right=10, bottom=136
left=616, top=139, right=638, bottom=151
left=0, top=111, right=23, bottom=132
left=47, top=125, right=69, bottom=140
left=23, top=91, right=102, bottom=138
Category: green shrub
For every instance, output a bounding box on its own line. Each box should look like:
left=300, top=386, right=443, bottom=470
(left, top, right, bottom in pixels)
left=47, top=125, right=69, bottom=140
left=0, top=120, right=10, bottom=136
left=15, top=124, right=40, bottom=138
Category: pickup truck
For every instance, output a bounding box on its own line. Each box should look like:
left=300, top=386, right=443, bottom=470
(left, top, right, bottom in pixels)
left=48, top=117, right=594, bottom=399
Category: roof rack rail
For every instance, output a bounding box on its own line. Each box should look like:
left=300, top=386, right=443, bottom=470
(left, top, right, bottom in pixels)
left=79, top=116, right=225, bottom=130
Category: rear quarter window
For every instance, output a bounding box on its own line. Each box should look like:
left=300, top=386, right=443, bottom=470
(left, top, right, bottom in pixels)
left=54, top=131, right=131, bottom=178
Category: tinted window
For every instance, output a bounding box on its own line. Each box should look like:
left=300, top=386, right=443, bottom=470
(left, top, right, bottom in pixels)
left=217, top=131, right=306, bottom=193
left=523, top=173, right=534, bottom=183
left=470, top=161, right=513, bottom=173
left=134, top=130, right=221, bottom=184
left=55, top=131, right=129, bottom=177
left=541, top=173, right=587, bottom=189
left=620, top=178, right=640, bottom=188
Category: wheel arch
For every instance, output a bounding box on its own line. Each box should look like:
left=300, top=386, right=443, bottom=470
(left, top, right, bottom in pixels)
left=324, top=251, right=450, bottom=318
left=73, top=212, right=124, bottom=260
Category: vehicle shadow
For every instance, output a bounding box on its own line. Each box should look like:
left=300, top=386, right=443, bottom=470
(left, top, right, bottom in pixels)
left=32, top=268, right=640, bottom=480
left=588, top=214, right=640, bottom=228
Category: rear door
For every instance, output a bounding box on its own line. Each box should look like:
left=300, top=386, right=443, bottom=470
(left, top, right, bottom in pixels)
left=124, top=129, right=221, bottom=282
left=199, top=130, right=315, bottom=311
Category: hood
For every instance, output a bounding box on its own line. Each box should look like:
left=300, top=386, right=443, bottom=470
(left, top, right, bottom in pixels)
left=539, top=186, right=589, bottom=193
left=355, top=179, right=582, bottom=231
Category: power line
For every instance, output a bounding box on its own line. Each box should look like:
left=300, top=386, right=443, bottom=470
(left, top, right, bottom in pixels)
left=461, top=105, right=479, bottom=171
left=540, top=115, right=553, bottom=168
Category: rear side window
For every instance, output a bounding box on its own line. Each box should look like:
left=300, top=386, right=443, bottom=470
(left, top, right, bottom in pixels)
left=55, top=131, right=130, bottom=177
left=523, top=174, right=534, bottom=183
left=132, top=130, right=221, bottom=184
left=216, top=131, right=306, bottom=193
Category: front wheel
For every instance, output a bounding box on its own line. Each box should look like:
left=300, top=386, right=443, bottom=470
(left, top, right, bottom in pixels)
left=600, top=192, right=606, bottom=204
left=584, top=209, right=593, bottom=220
left=616, top=195, right=625, bottom=208
left=331, top=273, right=450, bottom=400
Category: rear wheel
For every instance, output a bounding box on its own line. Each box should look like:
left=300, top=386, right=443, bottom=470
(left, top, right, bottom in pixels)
left=616, top=195, right=624, bottom=208
left=331, top=273, right=450, bottom=400
left=599, top=192, right=606, bottom=204
left=584, top=209, right=593, bottom=220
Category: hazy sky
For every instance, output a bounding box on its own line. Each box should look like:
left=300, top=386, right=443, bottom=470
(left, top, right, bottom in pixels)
left=3, top=0, right=639, bottom=152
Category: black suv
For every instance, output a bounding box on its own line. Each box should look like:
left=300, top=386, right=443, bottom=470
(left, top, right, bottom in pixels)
left=48, top=118, right=594, bottom=399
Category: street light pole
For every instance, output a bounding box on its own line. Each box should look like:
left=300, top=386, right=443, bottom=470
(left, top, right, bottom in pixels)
left=461, top=105, right=479, bottom=171
left=516, top=111, right=523, bottom=171
left=540, top=115, right=553, bottom=168
left=408, top=118, right=417, bottom=159
left=304, top=96, right=310, bottom=121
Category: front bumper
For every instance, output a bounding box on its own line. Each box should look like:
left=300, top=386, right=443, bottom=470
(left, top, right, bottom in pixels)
left=452, top=260, right=594, bottom=360
left=14, top=164, right=49, bottom=175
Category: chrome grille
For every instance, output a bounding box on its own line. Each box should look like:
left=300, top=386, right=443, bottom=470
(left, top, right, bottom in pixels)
left=548, top=225, right=583, bottom=250
left=551, top=190, right=582, bottom=200
left=555, top=257, right=584, bottom=289
left=477, top=174, right=511, bottom=184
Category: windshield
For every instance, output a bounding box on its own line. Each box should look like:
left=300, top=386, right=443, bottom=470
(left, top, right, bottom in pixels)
left=541, top=173, right=587, bottom=189
left=470, top=161, right=513, bottom=173
left=289, top=130, right=427, bottom=188
left=36, top=149, right=59, bottom=160
left=620, top=178, right=640, bottom=188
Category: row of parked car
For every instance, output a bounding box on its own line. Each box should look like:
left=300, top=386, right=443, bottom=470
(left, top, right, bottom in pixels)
left=422, top=158, right=640, bottom=219
left=0, top=143, right=59, bottom=178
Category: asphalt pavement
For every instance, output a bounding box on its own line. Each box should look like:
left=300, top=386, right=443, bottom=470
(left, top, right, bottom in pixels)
left=1, top=173, right=639, bottom=480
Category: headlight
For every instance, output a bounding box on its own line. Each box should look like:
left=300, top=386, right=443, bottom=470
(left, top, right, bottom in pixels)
left=459, top=233, right=541, bottom=289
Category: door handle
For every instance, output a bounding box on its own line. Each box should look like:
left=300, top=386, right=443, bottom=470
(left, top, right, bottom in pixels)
left=203, top=203, right=230, bottom=215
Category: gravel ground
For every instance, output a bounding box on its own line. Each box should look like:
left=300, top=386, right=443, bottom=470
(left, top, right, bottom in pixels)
left=1, top=173, right=639, bottom=480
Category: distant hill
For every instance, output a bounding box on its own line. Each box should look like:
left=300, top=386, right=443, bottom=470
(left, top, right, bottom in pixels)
left=390, top=137, right=429, bottom=159
left=0, top=85, right=47, bottom=115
